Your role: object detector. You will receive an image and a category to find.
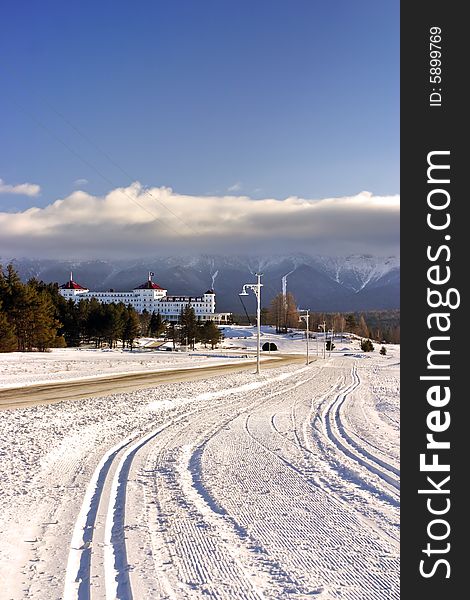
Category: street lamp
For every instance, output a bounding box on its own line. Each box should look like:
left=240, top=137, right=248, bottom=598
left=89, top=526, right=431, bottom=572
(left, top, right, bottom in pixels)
left=239, top=273, right=263, bottom=374
left=298, top=309, right=310, bottom=365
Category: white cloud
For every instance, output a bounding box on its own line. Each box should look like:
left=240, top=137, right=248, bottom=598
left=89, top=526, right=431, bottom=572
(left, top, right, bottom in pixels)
left=73, top=178, right=89, bottom=187
left=227, top=182, right=242, bottom=192
left=0, top=183, right=400, bottom=258
left=0, top=178, right=41, bottom=197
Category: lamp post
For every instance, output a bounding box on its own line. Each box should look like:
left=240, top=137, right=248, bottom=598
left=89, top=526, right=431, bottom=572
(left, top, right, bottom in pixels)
left=298, top=309, right=310, bottom=365
left=239, top=273, right=263, bottom=374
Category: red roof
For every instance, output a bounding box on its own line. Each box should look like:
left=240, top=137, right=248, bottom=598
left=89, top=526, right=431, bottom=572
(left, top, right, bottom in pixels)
left=135, top=280, right=165, bottom=290
left=60, top=280, right=87, bottom=290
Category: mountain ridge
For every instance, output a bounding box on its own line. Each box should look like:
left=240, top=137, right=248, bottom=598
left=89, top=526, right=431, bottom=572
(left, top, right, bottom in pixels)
left=1, top=254, right=400, bottom=312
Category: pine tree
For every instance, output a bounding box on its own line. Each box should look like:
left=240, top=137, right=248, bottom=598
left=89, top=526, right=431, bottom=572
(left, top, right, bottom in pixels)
left=29, top=289, right=62, bottom=351
left=166, top=322, right=177, bottom=350
left=86, top=298, right=106, bottom=347
left=140, top=309, right=151, bottom=337
left=58, top=299, right=82, bottom=346
left=360, top=338, right=374, bottom=352
left=0, top=265, right=62, bottom=351
left=380, top=346, right=387, bottom=355
left=180, top=304, right=198, bottom=349
left=201, top=320, right=223, bottom=349
left=0, top=301, right=17, bottom=352
left=148, top=311, right=164, bottom=337
left=123, top=306, right=141, bottom=350
left=345, top=314, right=357, bottom=334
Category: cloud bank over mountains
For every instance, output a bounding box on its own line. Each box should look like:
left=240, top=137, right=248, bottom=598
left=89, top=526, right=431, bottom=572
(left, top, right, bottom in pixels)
left=0, top=183, right=399, bottom=259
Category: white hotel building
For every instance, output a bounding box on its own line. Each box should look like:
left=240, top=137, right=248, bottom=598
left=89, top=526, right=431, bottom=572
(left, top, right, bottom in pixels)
left=59, top=272, right=231, bottom=324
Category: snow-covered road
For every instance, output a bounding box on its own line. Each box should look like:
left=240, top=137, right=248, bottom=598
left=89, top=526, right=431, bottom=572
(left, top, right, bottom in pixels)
left=0, top=350, right=399, bottom=599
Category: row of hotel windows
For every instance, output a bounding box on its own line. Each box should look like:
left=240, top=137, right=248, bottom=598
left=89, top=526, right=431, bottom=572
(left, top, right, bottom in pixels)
left=84, top=298, right=214, bottom=313
left=76, top=293, right=213, bottom=304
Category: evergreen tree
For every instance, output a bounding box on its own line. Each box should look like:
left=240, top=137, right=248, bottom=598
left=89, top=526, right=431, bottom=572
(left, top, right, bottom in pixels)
left=123, top=306, right=141, bottom=350
left=58, top=299, right=82, bottom=346
left=380, top=346, right=387, bottom=355
left=28, top=289, right=62, bottom=351
left=345, top=314, right=357, bottom=333
left=148, top=310, right=164, bottom=337
left=201, top=320, right=223, bottom=349
left=166, top=321, right=177, bottom=350
left=86, top=298, right=105, bottom=347
left=0, top=301, right=17, bottom=352
left=360, top=338, right=374, bottom=352
left=140, top=308, right=151, bottom=337
left=180, top=304, right=198, bottom=349
left=77, top=299, right=91, bottom=343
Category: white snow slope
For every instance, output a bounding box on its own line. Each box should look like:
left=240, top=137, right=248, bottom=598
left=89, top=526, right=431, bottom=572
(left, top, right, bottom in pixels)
left=0, top=343, right=399, bottom=599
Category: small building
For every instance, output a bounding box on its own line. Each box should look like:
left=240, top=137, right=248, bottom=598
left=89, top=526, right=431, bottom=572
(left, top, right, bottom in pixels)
left=59, top=272, right=231, bottom=323
left=262, top=342, right=278, bottom=352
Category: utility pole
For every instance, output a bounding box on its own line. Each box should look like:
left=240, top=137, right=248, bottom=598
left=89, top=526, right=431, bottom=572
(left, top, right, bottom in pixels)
left=239, top=273, right=263, bottom=374
left=328, top=329, right=334, bottom=357
left=318, top=321, right=326, bottom=359
left=298, top=309, right=310, bottom=365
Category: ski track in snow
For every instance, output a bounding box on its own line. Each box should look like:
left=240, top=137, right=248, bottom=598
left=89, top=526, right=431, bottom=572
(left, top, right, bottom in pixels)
left=0, top=349, right=400, bottom=600
left=322, top=366, right=400, bottom=497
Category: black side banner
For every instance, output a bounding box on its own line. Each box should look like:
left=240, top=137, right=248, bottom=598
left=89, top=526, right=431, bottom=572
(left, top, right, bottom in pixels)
left=401, top=2, right=465, bottom=597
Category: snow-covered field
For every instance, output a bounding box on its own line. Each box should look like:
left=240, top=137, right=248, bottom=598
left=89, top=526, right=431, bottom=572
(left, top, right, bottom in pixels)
left=0, top=336, right=399, bottom=599
left=0, top=326, right=352, bottom=389
left=0, top=343, right=252, bottom=389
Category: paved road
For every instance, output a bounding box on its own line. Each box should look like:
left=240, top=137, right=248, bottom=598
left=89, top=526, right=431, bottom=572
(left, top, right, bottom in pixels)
left=0, top=354, right=307, bottom=410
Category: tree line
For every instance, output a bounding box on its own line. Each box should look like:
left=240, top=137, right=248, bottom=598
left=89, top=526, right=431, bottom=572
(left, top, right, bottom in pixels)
left=0, top=264, right=223, bottom=353
left=236, top=292, right=400, bottom=343
left=0, top=264, right=144, bottom=352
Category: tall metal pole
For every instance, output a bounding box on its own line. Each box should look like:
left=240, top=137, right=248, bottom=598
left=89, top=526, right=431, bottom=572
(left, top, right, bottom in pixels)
left=306, top=312, right=309, bottom=365
left=239, top=274, right=263, bottom=375
left=256, top=273, right=261, bottom=374
left=318, top=321, right=326, bottom=359
left=299, top=309, right=310, bottom=365
left=328, top=329, right=334, bottom=357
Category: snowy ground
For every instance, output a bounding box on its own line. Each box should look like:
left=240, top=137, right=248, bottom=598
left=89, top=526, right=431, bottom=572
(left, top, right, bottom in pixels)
left=0, top=326, right=352, bottom=389
left=0, top=336, right=399, bottom=599
left=0, top=344, right=253, bottom=389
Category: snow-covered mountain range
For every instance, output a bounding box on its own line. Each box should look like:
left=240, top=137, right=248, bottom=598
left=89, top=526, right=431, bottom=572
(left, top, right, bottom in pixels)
left=2, top=254, right=399, bottom=312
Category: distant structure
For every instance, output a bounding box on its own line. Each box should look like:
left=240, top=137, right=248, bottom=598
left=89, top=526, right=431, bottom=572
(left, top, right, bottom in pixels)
left=59, top=272, right=231, bottom=324
left=262, top=342, right=278, bottom=352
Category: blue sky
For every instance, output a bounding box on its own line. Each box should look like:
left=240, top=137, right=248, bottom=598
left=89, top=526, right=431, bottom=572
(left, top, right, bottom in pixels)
left=0, top=1, right=399, bottom=258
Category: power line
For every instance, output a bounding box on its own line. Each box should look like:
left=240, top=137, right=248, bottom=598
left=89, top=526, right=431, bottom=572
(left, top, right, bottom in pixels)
left=1, top=68, right=199, bottom=237
left=36, top=99, right=199, bottom=236
left=8, top=96, right=185, bottom=239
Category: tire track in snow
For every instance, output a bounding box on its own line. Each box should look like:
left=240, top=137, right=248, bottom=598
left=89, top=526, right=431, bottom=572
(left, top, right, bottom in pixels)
left=322, top=365, right=400, bottom=499
left=142, top=367, right=316, bottom=599
left=202, top=371, right=399, bottom=599
left=63, top=409, right=204, bottom=600
left=63, top=366, right=313, bottom=599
